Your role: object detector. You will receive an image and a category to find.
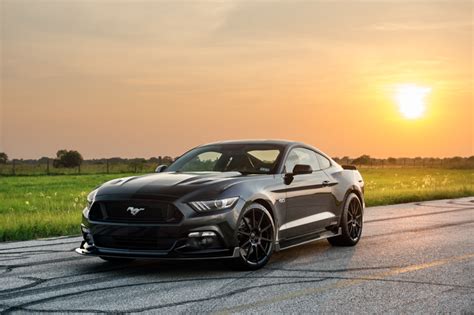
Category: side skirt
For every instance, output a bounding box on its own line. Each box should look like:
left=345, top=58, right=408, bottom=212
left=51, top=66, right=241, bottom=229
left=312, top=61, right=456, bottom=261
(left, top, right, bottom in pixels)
left=275, top=227, right=342, bottom=252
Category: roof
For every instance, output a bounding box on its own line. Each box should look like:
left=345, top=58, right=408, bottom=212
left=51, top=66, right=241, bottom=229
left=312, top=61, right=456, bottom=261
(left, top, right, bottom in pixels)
left=194, top=139, right=330, bottom=160
left=200, top=139, right=301, bottom=147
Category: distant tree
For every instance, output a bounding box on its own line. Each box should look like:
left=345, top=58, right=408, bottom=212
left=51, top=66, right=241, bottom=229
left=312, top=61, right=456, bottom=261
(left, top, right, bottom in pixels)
left=428, top=157, right=437, bottom=166
left=0, top=152, right=8, bottom=164
left=129, top=158, right=146, bottom=173
left=53, top=150, right=83, bottom=168
left=148, top=157, right=160, bottom=163
left=450, top=156, right=463, bottom=163
left=387, top=157, right=397, bottom=165
left=109, top=157, right=123, bottom=163
left=352, top=155, right=372, bottom=165
left=414, top=156, right=423, bottom=166
left=161, top=156, right=174, bottom=165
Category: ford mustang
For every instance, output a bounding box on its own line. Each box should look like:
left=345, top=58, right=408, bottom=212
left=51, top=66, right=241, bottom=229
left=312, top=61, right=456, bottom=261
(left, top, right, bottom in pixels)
left=76, top=140, right=364, bottom=269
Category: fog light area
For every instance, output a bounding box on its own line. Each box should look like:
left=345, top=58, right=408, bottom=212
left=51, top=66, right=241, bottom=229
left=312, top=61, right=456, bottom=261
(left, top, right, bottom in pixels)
left=185, top=231, right=221, bottom=250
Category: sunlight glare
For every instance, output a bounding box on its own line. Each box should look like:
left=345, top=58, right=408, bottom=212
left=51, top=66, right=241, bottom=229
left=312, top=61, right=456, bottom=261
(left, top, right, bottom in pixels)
left=395, top=84, right=432, bottom=119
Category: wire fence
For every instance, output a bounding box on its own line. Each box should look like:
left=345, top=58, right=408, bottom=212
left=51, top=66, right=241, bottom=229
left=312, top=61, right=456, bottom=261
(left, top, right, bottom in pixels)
left=0, top=156, right=472, bottom=176
left=0, top=160, right=163, bottom=176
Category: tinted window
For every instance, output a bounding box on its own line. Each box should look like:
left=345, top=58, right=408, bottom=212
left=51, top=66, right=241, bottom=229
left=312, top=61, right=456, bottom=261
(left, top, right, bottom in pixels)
left=316, top=153, right=331, bottom=169
left=180, top=151, right=222, bottom=172
left=167, top=144, right=282, bottom=174
left=247, top=150, right=281, bottom=173
left=284, top=148, right=320, bottom=173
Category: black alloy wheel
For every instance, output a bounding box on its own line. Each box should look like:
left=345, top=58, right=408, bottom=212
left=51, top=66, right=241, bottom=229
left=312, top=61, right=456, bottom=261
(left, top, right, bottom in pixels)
left=328, top=193, right=363, bottom=246
left=234, top=203, right=275, bottom=269
left=347, top=197, right=363, bottom=241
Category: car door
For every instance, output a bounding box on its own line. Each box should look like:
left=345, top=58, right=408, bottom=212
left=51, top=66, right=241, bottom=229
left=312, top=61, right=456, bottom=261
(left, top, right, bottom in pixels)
left=279, top=147, right=336, bottom=239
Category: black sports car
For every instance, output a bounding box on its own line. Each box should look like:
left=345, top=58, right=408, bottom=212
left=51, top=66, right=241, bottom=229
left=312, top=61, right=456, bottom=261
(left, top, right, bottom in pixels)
left=76, top=140, right=364, bottom=269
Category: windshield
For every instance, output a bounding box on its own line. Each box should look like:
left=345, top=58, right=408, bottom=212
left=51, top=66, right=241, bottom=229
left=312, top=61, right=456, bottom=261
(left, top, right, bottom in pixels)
left=167, top=144, right=283, bottom=174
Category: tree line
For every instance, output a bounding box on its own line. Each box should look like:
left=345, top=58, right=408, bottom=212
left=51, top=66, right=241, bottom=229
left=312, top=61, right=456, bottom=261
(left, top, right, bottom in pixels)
left=333, top=155, right=474, bottom=168
left=0, top=150, right=473, bottom=176
left=0, top=150, right=175, bottom=167
left=0, top=150, right=177, bottom=175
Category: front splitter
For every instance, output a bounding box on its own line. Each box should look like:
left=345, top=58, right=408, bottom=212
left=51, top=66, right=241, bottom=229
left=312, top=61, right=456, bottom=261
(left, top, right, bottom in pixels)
left=75, top=244, right=240, bottom=260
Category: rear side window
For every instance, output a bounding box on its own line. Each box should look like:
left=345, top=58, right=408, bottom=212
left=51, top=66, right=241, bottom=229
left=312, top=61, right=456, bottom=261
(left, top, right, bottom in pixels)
left=316, top=153, right=331, bottom=169
left=284, top=148, right=321, bottom=173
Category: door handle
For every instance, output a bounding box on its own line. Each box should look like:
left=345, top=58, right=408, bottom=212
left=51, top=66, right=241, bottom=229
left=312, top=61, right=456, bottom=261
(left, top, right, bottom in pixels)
left=322, top=180, right=330, bottom=187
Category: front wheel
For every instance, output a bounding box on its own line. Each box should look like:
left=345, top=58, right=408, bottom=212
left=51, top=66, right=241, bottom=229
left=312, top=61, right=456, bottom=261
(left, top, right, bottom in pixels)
left=232, top=203, right=275, bottom=270
left=328, top=193, right=363, bottom=246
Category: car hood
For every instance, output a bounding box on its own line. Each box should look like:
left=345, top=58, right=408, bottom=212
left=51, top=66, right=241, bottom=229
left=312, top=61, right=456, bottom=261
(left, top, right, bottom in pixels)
left=95, top=172, right=263, bottom=201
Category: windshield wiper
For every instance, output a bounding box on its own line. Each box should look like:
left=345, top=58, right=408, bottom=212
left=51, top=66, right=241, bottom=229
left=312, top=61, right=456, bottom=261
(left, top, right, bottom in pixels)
left=236, top=171, right=268, bottom=175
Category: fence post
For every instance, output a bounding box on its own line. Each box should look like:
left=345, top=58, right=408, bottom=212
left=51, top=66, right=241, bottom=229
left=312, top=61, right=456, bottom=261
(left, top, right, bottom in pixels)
left=46, top=158, right=50, bottom=175
left=106, top=159, right=109, bottom=174
left=12, top=160, right=16, bottom=175
left=78, top=164, right=81, bottom=174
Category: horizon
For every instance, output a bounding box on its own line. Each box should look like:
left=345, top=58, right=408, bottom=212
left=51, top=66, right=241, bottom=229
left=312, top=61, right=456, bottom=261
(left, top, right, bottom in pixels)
left=1, top=1, right=472, bottom=159
left=5, top=147, right=474, bottom=161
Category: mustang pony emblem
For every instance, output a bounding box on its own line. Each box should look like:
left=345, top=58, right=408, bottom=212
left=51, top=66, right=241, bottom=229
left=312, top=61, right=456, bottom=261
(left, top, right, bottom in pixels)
left=126, top=207, right=145, bottom=215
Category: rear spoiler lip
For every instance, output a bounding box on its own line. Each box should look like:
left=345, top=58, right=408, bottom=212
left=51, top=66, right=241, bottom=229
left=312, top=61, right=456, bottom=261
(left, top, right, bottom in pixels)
left=341, top=164, right=357, bottom=170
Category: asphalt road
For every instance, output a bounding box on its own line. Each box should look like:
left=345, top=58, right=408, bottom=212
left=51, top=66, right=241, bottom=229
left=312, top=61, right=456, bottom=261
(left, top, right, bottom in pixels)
left=1, top=197, right=473, bottom=314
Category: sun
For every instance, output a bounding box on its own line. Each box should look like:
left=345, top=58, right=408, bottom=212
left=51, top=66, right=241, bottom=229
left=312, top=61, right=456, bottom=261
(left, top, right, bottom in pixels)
left=395, top=84, right=432, bottom=119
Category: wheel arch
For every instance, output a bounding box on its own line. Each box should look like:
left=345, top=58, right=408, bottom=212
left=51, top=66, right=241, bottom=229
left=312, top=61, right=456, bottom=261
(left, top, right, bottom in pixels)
left=337, top=187, right=364, bottom=226
left=344, top=185, right=365, bottom=209
left=350, top=188, right=364, bottom=208
left=252, top=198, right=276, bottom=223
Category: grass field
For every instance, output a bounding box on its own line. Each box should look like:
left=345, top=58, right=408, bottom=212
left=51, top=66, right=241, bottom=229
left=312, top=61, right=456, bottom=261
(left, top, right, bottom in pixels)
left=1, top=168, right=473, bottom=241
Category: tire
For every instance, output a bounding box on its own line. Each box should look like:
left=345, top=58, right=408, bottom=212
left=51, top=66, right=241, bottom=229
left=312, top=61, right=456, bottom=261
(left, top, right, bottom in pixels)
left=99, top=256, right=135, bottom=263
left=232, top=203, right=275, bottom=270
left=328, top=193, right=363, bottom=246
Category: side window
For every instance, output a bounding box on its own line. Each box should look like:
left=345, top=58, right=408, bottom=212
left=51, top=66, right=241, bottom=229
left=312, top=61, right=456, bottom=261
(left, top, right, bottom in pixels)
left=284, top=148, right=320, bottom=173
left=316, top=153, right=331, bottom=169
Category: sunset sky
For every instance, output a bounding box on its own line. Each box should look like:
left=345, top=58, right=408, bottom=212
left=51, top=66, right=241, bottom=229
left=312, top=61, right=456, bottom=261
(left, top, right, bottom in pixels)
left=1, top=0, right=472, bottom=159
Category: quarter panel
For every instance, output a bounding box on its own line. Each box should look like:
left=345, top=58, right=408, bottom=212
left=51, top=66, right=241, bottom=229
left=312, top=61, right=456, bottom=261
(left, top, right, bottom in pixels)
left=323, top=166, right=365, bottom=219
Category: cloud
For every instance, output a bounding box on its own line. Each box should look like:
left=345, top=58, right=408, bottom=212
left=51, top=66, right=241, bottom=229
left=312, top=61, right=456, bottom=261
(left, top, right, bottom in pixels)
left=213, top=1, right=472, bottom=42
left=1, top=1, right=234, bottom=42
left=370, top=21, right=473, bottom=31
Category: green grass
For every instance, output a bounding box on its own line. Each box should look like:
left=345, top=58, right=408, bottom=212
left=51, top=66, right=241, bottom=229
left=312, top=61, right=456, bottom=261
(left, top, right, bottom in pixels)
left=360, top=168, right=473, bottom=206
left=0, top=174, right=135, bottom=241
left=0, top=168, right=473, bottom=241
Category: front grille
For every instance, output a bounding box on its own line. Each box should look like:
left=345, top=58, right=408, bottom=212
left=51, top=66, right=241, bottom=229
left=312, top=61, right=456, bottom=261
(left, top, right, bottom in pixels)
left=89, top=200, right=183, bottom=224
left=94, top=235, right=175, bottom=251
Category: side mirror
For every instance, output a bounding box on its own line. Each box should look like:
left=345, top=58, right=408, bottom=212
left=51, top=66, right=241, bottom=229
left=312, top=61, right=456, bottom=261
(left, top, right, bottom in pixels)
left=284, top=164, right=313, bottom=185
left=292, top=164, right=313, bottom=175
left=155, top=165, right=168, bottom=173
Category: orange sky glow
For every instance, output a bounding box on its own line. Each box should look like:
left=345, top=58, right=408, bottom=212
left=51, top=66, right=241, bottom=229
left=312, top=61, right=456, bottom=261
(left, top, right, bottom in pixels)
left=1, top=1, right=472, bottom=159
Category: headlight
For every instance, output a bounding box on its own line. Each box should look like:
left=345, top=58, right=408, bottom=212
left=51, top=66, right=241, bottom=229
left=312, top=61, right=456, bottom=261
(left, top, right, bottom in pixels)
left=86, top=189, right=98, bottom=208
left=189, top=197, right=239, bottom=212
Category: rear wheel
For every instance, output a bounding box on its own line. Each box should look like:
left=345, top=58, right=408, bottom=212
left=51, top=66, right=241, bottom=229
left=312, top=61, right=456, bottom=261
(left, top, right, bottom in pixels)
left=99, top=256, right=135, bottom=263
left=328, top=193, right=363, bottom=246
left=232, top=203, right=275, bottom=270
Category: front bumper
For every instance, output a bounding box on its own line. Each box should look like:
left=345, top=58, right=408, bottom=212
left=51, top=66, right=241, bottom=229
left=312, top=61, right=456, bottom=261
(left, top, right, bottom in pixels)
left=76, top=197, right=245, bottom=260
left=75, top=241, right=240, bottom=260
